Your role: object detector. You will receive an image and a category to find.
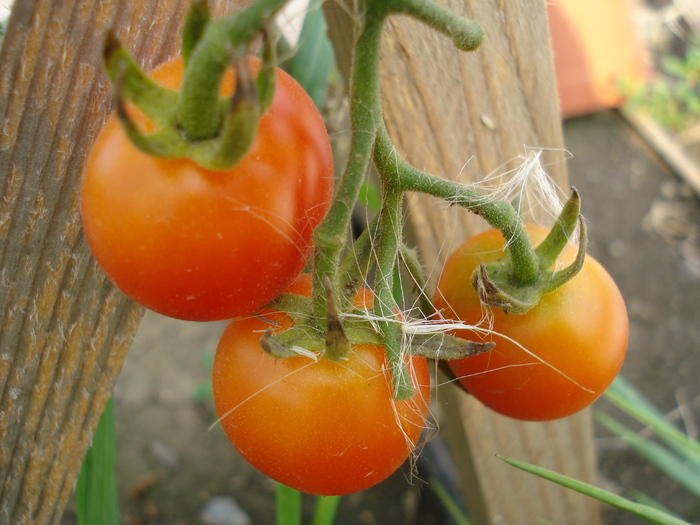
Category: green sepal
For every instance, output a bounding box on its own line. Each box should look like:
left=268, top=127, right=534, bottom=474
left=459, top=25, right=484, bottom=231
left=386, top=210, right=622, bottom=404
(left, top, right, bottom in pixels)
left=407, top=332, right=495, bottom=360
left=114, top=97, right=182, bottom=158
left=103, top=30, right=178, bottom=129
left=535, top=188, right=581, bottom=268
left=540, top=217, right=588, bottom=294
left=266, top=293, right=313, bottom=322
left=260, top=325, right=323, bottom=358
left=256, top=26, right=277, bottom=115
left=472, top=262, right=534, bottom=314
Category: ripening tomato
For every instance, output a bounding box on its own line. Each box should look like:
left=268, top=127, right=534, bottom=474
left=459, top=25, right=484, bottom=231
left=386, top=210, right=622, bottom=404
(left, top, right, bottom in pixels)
left=434, top=225, right=628, bottom=421
left=81, top=57, right=334, bottom=321
left=212, top=275, right=431, bottom=496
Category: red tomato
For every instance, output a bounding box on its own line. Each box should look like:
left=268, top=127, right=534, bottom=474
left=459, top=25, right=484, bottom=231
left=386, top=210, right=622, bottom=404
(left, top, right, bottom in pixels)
left=434, top=225, right=628, bottom=421
left=81, top=58, right=334, bottom=321
left=212, top=276, right=431, bottom=496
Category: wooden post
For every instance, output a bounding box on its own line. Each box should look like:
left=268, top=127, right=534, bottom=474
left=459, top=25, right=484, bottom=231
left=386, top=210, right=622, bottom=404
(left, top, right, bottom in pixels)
left=324, top=0, right=601, bottom=523
left=0, top=2, right=241, bottom=523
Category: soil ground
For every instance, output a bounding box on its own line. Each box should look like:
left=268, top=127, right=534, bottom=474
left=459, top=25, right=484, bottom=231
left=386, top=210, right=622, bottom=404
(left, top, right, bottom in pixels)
left=67, top=110, right=700, bottom=524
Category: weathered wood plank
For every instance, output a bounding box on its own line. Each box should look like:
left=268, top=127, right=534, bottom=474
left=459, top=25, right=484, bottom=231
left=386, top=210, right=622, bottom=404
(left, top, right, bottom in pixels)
left=0, top=1, right=242, bottom=523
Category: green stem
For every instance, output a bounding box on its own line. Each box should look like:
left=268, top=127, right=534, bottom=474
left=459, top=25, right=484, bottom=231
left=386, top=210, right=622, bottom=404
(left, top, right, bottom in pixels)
left=337, top=214, right=380, bottom=305
left=399, top=243, right=433, bottom=316
left=182, top=0, right=211, bottom=65
left=387, top=0, right=484, bottom=51
left=374, top=185, right=414, bottom=400
left=374, top=126, right=540, bottom=286
left=311, top=8, right=388, bottom=323
left=177, top=0, right=288, bottom=141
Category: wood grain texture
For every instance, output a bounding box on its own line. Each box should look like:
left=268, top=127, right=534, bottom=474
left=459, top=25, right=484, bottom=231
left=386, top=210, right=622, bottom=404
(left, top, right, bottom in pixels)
left=0, top=1, right=243, bottom=523
left=325, top=1, right=601, bottom=523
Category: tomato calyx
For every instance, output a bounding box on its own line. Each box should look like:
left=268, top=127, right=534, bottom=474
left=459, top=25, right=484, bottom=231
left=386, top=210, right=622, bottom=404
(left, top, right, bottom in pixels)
left=102, top=0, right=283, bottom=171
left=473, top=189, right=589, bottom=314
left=260, top=276, right=495, bottom=363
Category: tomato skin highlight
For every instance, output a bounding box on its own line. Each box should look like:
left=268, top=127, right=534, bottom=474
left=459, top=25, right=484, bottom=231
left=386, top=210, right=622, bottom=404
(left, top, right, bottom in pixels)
left=434, top=225, right=628, bottom=421
left=80, top=58, right=334, bottom=321
left=212, top=277, right=431, bottom=496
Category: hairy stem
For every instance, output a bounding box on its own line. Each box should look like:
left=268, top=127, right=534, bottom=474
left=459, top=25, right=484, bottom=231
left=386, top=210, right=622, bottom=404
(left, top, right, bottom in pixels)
left=337, top=215, right=380, bottom=306
left=311, top=9, right=387, bottom=323
left=387, top=0, right=484, bottom=51
left=374, top=186, right=414, bottom=400
left=374, top=126, right=540, bottom=286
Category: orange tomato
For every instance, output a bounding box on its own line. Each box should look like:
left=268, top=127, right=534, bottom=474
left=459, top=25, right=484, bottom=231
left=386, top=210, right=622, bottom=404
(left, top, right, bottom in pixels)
left=435, top=225, right=628, bottom=421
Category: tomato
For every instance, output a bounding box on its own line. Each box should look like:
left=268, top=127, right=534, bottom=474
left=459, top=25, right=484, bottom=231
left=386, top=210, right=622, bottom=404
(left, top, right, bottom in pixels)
left=434, top=225, right=628, bottom=421
left=81, top=57, right=334, bottom=321
left=212, top=275, right=431, bottom=496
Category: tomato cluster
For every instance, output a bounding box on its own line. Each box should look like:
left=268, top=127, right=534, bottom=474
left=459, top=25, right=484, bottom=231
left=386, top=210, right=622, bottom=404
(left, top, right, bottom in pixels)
left=212, top=275, right=431, bottom=496
left=81, top=49, right=628, bottom=501
left=434, top=225, right=628, bottom=421
left=81, top=58, right=334, bottom=321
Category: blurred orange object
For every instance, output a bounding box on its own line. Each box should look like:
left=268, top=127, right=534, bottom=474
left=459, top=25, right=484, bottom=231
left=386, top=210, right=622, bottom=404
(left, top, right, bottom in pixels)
left=547, top=0, right=648, bottom=118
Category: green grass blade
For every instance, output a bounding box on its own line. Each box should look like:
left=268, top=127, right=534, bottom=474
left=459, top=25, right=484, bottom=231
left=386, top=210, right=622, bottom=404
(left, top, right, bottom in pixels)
left=311, top=495, right=341, bottom=525
left=75, top=397, right=120, bottom=525
left=283, top=0, right=334, bottom=108
left=497, top=455, right=692, bottom=525
left=604, top=378, right=700, bottom=471
left=629, top=489, right=686, bottom=522
left=595, top=411, right=700, bottom=499
left=276, top=483, right=302, bottom=525
left=606, top=376, right=662, bottom=415
left=428, top=476, right=473, bottom=525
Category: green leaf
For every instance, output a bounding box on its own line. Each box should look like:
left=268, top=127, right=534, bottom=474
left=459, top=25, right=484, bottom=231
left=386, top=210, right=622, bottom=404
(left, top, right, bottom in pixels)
left=498, top=455, right=692, bottom=525
left=283, top=0, right=334, bottom=108
left=76, top=398, right=120, bottom=525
